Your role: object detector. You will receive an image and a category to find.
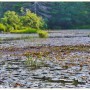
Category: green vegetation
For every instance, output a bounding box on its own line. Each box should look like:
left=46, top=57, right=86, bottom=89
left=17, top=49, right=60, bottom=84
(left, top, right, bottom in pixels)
left=10, top=28, right=38, bottom=34
left=1, top=11, right=21, bottom=31
left=24, top=51, right=50, bottom=69
left=0, top=23, right=6, bottom=32
left=25, top=56, right=38, bottom=69
left=20, top=10, right=45, bottom=29
left=25, top=53, right=45, bottom=69
left=0, top=10, right=46, bottom=35
left=74, top=25, right=90, bottom=29
left=37, top=30, right=48, bottom=38
left=0, top=9, right=49, bottom=37
left=1, top=2, right=90, bottom=30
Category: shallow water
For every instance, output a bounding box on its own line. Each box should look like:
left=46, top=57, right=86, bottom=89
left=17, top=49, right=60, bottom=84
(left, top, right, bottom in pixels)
left=0, top=30, right=90, bottom=88
left=0, top=30, right=90, bottom=48
left=0, top=52, right=90, bottom=88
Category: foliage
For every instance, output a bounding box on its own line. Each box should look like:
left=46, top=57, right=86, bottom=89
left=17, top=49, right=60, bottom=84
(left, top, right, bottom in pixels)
left=0, top=2, right=90, bottom=29
left=20, top=9, right=45, bottom=29
left=1, top=11, right=21, bottom=31
left=5, top=25, right=14, bottom=32
left=48, top=2, right=90, bottom=29
left=10, top=28, right=38, bottom=33
left=0, top=23, right=6, bottom=32
left=37, top=30, right=48, bottom=38
left=0, top=10, right=45, bottom=32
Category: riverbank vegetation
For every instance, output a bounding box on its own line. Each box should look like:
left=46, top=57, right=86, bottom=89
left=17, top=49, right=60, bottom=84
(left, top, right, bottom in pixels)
left=0, top=9, right=48, bottom=37
left=0, top=2, right=90, bottom=30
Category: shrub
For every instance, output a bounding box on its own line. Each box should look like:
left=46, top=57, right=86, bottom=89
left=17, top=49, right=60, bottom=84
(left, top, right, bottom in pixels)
left=6, top=25, right=14, bottom=32
left=10, top=28, right=38, bottom=34
left=1, top=11, right=22, bottom=31
left=1, top=10, right=46, bottom=32
left=37, top=30, right=48, bottom=38
left=0, top=23, right=6, bottom=32
left=21, top=10, right=45, bottom=29
left=27, top=28, right=38, bottom=33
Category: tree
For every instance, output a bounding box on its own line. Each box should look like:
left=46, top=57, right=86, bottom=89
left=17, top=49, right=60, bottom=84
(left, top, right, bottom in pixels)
left=0, top=2, right=90, bottom=29
left=29, top=2, right=51, bottom=19
left=48, top=2, right=90, bottom=29
left=1, top=11, right=21, bottom=31
left=20, top=9, right=45, bottom=29
left=0, top=23, right=5, bottom=32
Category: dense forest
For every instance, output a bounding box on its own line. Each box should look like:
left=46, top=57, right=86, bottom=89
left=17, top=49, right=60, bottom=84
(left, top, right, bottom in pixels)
left=0, top=2, right=90, bottom=30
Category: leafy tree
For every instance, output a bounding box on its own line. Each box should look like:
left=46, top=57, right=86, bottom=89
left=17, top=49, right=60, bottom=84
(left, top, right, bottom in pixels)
left=20, top=9, right=45, bottom=29
left=0, top=23, right=5, bottom=32
left=48, top=2, right=90, bottom=29
left=1, top=11, right=22, bottom=30
left=0, top=2, right=90, bottom=29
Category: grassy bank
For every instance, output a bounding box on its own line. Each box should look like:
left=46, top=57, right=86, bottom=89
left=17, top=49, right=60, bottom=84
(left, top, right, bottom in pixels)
left=10, top=28, right=49, bottom=38
left=10, top=28, right=38, bottom=34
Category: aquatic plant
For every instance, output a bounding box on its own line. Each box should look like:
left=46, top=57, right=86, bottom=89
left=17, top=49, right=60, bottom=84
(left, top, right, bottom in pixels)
left=24, top=52, right=47, bottom=69
left=25, top=56, right=37, bottom=69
